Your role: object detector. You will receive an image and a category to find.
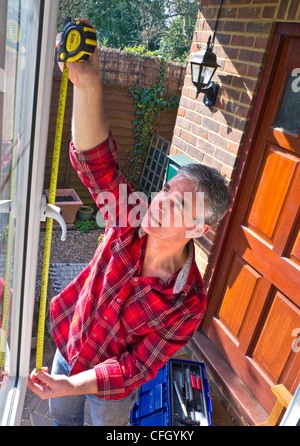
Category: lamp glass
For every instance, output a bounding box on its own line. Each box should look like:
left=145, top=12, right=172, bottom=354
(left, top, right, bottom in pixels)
left=191, top=63, right=200, bottom=84
left=199, top=65, right=215, bottom=85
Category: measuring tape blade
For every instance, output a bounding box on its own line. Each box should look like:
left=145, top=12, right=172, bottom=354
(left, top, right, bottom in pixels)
left=0, top=214, right=15, bottom=370
left=35, top=63, right=69, bottom=371
left=36, top=17, right=96, bottom=371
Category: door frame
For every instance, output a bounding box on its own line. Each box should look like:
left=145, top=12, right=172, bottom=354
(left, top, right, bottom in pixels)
left=203, top=22, right=300, bottom=302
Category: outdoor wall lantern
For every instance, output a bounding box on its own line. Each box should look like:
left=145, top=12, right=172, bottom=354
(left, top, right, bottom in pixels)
left=190, top=35, right=220, bottom=107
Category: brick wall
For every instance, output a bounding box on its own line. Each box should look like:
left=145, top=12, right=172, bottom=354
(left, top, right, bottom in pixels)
left=170, top=0, right=300, bottom=279
left=45, top=48, right=185, bottom=205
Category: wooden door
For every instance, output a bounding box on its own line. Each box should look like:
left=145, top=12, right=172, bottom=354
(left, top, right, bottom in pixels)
left=202, top=32, right=300, bottom=413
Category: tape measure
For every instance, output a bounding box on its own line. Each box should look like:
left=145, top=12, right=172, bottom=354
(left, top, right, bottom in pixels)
left=36, top=19, right=97, bottom=371
left=58, top=17, right=97, bottom=63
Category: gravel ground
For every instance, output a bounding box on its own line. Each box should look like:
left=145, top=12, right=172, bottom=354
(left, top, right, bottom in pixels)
left=33, top=227, right=104, bottom=334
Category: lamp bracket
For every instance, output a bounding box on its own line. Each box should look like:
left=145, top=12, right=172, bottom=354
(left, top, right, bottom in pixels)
left=196, top=81, right=219, bottom=107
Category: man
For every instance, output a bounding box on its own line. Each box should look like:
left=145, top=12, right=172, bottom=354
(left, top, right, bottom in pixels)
left=28, top=21, right=231, bottom=426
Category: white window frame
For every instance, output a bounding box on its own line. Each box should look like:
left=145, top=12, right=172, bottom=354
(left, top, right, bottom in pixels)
left=1, top=0, right=59, bottom=425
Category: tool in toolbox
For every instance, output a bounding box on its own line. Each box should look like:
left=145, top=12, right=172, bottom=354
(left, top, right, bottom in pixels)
left=35, top=18, right=97, bottom=371
left=130, top=358, right=212, bottom=426
left=174, top=372, right=208, bottom=426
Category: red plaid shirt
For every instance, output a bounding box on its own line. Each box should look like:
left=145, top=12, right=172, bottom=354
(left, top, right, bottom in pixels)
left=50, top=133, right=206, bottom=400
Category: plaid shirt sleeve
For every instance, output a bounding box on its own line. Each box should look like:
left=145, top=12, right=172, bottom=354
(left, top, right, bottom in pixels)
left=93, top=312, right=204, bottom=398
left=69, top=133, right=145, bottom=227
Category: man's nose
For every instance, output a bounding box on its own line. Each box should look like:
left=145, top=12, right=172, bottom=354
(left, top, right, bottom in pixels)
left=158, top=194, right=170, bottom=212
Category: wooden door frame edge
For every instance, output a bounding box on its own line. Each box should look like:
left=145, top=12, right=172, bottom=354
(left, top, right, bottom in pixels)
left=203, top=23, right=300, bottom=303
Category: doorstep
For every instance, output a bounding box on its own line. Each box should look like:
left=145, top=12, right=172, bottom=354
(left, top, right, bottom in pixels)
left=190, top=330, right=269, bottom=426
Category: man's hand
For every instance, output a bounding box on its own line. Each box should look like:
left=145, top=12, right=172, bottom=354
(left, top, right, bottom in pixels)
left=0, top=369, right=9, bottom=389
left=56, top=19, right=101, bottom=89
left=27, top=367, right=72, bottom=400
left=27, top=367, right=98, bottom=400
left=56, top=18, right=109, bottom=151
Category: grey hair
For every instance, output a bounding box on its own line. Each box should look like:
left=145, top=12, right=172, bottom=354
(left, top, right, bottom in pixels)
left=177, top=163, right=231, bottom=227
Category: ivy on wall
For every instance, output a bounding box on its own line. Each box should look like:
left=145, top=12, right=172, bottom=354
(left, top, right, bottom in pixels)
left=124, top=57, right=180, bottom=189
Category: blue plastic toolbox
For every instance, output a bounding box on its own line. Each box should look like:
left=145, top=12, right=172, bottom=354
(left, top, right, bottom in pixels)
left=130, top=358, right=212, bottom=426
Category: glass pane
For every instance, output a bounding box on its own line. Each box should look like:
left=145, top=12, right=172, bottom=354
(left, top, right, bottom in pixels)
left=191, top=63, right=200, bottom=83
left=199, top=66, right=214, bottom=85
left=0, top=0, right=42, bottom=422
left=274, top=73, right=300, bottom=134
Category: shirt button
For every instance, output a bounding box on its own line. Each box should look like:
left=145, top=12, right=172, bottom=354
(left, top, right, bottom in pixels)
left=104, top=316, right=108, bottom=320
left=116, top=298, right=121, bottom=303
left=93, top=333, right=97, bottom=337
left=133, top=277, right=138, bottom=282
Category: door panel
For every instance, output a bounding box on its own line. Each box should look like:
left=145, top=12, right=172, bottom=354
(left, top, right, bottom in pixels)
left=246, top=146, right=299, bottom=245
left=218, top=255, right=262, bottom=340
left=252, top=291, right=300, bottom=382
left=203, top=33, right=300, bottom=412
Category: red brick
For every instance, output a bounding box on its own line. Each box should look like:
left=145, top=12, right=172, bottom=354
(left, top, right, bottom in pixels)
left=223, top=21, right=246, bottom=33
left=196, top=137, right=215, bottom=155
left=224, top=60, right=248, bottom=76
left=240, top=91, right=254, bottom=106
left=214, top=147, right=236, bottom=167
left=287, top=0, right=300, bottom=20
left=208, top=132, right=228, bottom=150
left=227, top=140, right=240, bottom=155
left=202, top=153, right=222, bottom=172
left=191, top=123, right=208, bottom=139
left=185, top=110, right=201, bottom=125
left=186, top=144, right=203, bottom=161
left=180, top=96, right=196, bottom=111
left=221, top=164, right=234, bottom=180
left=232, top=76, right=258, bottom=92
left=220, top=86, right=241, bottom=103
left=201, top=116, right=221, bottom=133
left=277, top=1, right=289, bottom=19
left=177, top=106, right=185, bottom=117
left=238, top=49, right=265, bottom=64
left=237, top=6, right=262, bottom=19
left=172, top=135, right=187, bottom=152
left=180, top=130, right=197, bottom=146
left=247, top=64, right=262, bottom=79
left=233, top=116, right=248, bottom=132
left=221, top=7, right=238, bottom=18
left=231, top=35, right=255, bottom=48
left=263, top=6, right=276, bottom=19
left=254, top=36, right=270, bottom=50
left=246, top=21, right=273, bottom=34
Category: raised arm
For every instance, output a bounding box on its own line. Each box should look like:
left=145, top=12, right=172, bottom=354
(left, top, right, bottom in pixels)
left=56, top=20, right=109, bottom=151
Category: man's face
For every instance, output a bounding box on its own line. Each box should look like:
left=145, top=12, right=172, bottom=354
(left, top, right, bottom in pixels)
left=141, top=175, right=210, bottom=240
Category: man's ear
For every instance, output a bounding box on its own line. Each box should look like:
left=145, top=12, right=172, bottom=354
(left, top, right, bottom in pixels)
left=186, top=223, right=210, bottom=239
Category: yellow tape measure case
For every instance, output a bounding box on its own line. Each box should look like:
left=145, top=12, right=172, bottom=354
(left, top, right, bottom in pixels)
left=58, top=18, right=97, bottom=63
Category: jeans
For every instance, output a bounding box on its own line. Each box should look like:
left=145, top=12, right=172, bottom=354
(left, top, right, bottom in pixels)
left=49, top=349, right=140, bottom=426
